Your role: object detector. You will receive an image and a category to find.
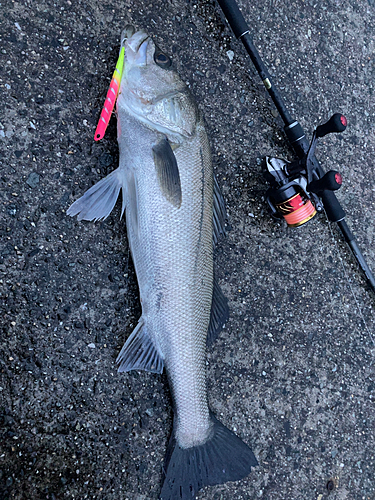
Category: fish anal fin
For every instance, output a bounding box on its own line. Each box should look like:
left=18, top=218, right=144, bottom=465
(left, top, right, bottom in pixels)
left=152, top=137, right=182, bottom=208
left=207, top=277, right=229, bottom=346
left=116, top=319, right=164, bottom=374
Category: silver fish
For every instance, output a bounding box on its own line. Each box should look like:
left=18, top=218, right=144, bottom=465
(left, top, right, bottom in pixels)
left=67, top=26, right=257, bottom=499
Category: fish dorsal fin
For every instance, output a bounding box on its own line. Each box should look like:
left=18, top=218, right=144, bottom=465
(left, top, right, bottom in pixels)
left=207, top=277, right=229, bottom=345
left=116, top=318, right=164, bottom=374
left=213, top=175, right=227, bottom=245
left=152, top=138, right=182, bottom=208
left=67, top=167, right=126, bottom=221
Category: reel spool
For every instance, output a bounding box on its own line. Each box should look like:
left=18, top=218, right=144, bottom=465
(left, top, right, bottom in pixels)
left=264, top=157, right=318, bottom=228
left=273, top=185, right=316, bottom=227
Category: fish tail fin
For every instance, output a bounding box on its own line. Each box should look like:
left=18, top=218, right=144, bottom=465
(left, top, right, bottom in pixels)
left=160, top=414, right=257, bottom=499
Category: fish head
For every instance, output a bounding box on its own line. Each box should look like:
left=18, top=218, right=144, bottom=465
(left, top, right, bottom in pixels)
left=117, top=27, right=198, bottom=139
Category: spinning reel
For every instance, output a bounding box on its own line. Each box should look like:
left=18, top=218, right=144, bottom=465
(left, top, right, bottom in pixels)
left=264, top=113, right=347, bottom=228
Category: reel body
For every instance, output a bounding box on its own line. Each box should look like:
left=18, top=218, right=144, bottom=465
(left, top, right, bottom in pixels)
left=264, top=114, right=345, bottom=228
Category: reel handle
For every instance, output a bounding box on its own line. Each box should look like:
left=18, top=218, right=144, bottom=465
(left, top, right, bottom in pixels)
left=316, top=113, right=347, bottom=138
left=308, top=170, right=342, bottom=194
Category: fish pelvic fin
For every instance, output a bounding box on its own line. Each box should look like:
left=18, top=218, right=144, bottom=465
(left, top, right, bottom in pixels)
left=116, top=318, right=164, bottom=374
left=160, top=413, right=258, bottom=500
left=207, top=277, right=229, bottom=346
left=66, top=167, right=126, bottom=222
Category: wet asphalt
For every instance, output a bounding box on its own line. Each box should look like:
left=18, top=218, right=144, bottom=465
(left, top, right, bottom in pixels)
left=1, top=0, right=375, bottom=499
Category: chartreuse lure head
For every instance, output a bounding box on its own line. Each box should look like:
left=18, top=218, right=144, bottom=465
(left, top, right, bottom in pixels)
left=94, top=46, right=125, bottom=141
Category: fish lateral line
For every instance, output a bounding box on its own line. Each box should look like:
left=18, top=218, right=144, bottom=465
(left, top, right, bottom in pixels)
left=94, top=46, right=125, bottom=142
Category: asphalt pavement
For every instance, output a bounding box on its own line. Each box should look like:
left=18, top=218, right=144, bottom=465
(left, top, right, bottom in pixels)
left=1, top=0, right=375, bottom=499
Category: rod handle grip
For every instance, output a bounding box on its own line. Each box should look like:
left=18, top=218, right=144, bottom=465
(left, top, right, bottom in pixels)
left=321, top=190, right=346, bottom=222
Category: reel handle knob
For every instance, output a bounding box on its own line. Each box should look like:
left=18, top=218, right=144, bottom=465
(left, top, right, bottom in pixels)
left=308, top=170, right=342, bottom=194
left=316, top=113, right=347, bottom=138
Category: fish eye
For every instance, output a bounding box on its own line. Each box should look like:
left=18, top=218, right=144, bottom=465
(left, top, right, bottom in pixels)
left=154, top=50, right=172, bottom=69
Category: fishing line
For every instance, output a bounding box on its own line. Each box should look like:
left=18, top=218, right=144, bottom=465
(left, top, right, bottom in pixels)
left=324, top=208, right=375, bottom=352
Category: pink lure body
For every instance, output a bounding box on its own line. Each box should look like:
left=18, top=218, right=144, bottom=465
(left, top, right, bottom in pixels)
left=94, top=47, right=125, bottom=141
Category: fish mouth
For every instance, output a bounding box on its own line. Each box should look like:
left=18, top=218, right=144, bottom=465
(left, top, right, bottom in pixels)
left=127, top=31, right=149, bottom=53
left=121, top=27, right=150, bottom=65
left=121, top=25, right=135, bottom=44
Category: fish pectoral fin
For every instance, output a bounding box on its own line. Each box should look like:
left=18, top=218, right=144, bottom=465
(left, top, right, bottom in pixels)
left=207, top=277, right=229, bottom=346
left=116, top=318, right=164, bottom=374
left=213, top=175, right=227, bottom=245
left=67, top=167, right=126, bottom=222
left=152, top=137, right=182, bottom=208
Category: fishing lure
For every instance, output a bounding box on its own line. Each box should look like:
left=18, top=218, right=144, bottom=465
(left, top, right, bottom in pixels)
left=94, top=46, right=125, bottom=141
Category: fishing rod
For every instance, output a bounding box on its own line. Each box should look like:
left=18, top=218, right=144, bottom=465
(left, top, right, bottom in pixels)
left=216, top=0, right=375, bottom=294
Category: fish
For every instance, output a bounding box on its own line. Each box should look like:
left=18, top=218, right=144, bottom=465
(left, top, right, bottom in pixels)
left=67, top=26, right=257, bottom=499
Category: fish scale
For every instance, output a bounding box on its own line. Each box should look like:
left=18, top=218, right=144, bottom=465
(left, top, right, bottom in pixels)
left=67, top=27, right=257, bottom=500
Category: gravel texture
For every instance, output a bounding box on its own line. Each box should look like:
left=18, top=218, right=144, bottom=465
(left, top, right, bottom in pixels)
left=1, top=0, right=375, bottom=499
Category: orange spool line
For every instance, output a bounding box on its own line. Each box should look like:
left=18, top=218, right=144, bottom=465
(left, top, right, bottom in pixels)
left=283, top=200, right=316, bottom=227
